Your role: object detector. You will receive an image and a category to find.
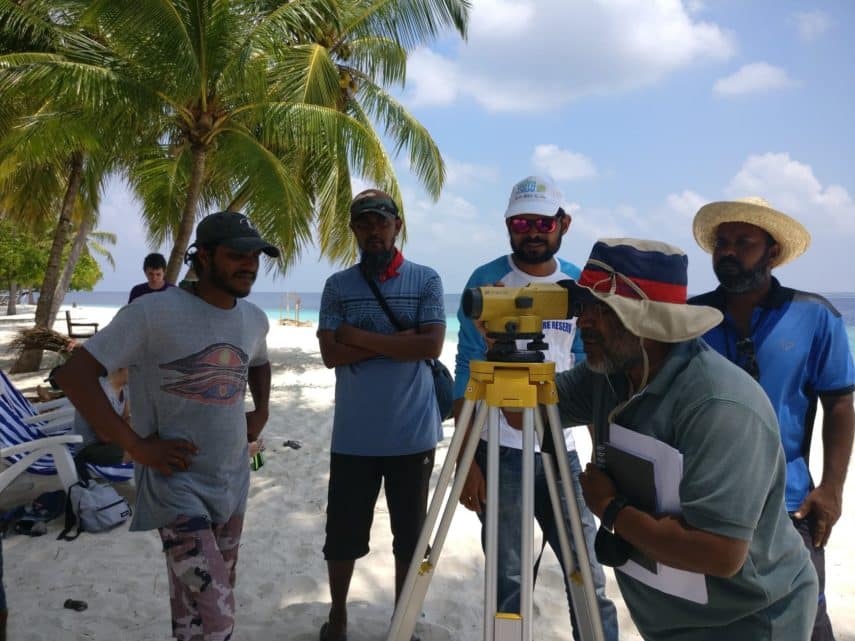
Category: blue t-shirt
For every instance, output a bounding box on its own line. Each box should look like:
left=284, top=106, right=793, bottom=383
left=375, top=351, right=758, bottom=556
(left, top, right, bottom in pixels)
left=453, top=255, right=584, bottom=451
left=319, top=260, right=445, bottom=456
left=690, top=279, right=855, bottom=511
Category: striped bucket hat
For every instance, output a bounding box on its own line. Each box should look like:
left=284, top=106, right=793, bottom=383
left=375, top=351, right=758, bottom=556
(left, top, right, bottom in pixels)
left=568, top=238, right=723, bottom=342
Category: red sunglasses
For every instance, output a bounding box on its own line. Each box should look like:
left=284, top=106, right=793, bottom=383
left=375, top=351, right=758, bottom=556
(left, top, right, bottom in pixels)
left=507, top=216, right=559, bottom=234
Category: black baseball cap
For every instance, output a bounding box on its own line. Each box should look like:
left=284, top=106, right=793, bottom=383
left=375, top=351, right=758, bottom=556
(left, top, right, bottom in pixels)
left=350, top=189, right=399, bottom=220
left=192, top=211, right=280, bottom=258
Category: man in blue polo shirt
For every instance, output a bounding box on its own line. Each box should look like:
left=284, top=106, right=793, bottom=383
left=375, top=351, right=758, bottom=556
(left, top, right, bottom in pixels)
left=689, top=197, right=855, bottom=641
left=317, top=189, right=445, bottom=641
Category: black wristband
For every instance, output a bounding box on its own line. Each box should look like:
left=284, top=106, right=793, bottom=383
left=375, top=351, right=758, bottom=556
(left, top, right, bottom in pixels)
left=601, top=495, right=629, bottom=533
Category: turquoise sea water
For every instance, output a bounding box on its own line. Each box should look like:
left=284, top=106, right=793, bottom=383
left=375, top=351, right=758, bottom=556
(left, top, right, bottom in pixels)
left=64, top=290, right=855, bottom=356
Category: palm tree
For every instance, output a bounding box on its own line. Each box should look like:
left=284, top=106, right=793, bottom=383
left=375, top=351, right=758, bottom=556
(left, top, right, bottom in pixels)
left=2, top=0, right=469, bottom=283
left=0, top=0, right=135, bottom=369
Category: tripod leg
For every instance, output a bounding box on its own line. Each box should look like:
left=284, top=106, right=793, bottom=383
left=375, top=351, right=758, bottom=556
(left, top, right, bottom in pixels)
left=486, top=407, right=535, bottom=641
left=387, top=400, right=489, bottom=641
left=536, top=406, right=605, bottom=641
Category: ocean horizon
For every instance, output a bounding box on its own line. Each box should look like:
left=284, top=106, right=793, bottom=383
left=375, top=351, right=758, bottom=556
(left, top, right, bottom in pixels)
left=59, top=289, right=855, bottom=355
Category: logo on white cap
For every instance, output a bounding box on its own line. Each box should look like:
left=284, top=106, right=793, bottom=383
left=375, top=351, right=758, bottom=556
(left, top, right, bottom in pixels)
left=504, top=176, right=564, bottom=218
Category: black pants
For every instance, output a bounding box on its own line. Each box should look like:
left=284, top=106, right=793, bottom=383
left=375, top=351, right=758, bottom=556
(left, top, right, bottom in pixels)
left=791, top=514, right=835, bottom=641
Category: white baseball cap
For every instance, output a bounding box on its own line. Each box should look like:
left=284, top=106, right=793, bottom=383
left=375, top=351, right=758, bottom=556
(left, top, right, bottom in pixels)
left=504, top=175, right=564, bottom=218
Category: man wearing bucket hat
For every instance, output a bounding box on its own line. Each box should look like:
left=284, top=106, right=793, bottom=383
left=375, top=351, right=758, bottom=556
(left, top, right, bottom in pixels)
left=317, top=189, right=445, bottom=641
left=557, top=238, right=817, bottom=640
left=56, top=211, right=276, bottom=641
left=689, top=197, right=855, bottom=641
left=453, top=175, right=618, bottom=640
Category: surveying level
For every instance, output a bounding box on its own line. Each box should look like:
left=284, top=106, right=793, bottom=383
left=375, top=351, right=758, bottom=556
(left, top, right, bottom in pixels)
left=386, top=355, right=605, bottom=641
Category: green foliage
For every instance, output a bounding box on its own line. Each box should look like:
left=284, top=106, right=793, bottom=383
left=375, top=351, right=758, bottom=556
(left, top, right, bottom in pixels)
left=0, top=0, right=471, bottom=278
left=0, top=216, right=47, bottom=286
left=68, top=247, right=101, bottom=290
left=0, top=216, right=103, bottom=289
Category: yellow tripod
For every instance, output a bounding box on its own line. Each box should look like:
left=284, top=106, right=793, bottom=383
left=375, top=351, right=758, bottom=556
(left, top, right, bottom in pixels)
left=387, top=359, right=605, bottom=641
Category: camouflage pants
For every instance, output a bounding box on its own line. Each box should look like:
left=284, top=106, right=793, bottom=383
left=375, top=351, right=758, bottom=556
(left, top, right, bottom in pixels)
left=159, top=514, right=244, bottom=641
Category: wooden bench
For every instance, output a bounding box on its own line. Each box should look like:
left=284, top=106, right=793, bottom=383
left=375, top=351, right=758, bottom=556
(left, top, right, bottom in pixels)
left=65, top=310, right=99, bottom=339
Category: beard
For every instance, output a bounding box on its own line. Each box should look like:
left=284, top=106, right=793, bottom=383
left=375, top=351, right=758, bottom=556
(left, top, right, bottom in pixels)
left=582, top=326, right=644, bottom=375
left=714, top=249, right=772, bottom=294
left=510, top=236, right=560, bottom=265
left=360, top=248, right=395, bottom=277
left=209, top=262, right=254, bottom=299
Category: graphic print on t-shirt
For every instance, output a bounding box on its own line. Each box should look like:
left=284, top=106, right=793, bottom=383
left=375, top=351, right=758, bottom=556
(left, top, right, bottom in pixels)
left=159, top=342, right=248, bottom=405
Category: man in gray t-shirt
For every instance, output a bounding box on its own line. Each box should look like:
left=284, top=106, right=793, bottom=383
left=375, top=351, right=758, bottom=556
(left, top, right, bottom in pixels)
left=57, top=211, right=277, bottom=641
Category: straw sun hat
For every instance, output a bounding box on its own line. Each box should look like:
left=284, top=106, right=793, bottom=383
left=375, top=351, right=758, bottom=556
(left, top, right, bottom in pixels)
left=692, top=196, right=811, bottom=267
left=567, top=238, right=723, bottom=343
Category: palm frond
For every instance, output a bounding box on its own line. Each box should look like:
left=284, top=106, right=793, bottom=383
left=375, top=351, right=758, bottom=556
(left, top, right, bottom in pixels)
left=341, top=0, right=469, bottom=51
left=355, top=78, right=444, bottom=199
left=344, top=34, right=407, bottom=87
left=266, top=43, right=341, bottom=105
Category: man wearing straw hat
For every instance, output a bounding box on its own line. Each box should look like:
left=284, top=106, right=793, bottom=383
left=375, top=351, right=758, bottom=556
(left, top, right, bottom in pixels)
left=689, top=197, right=855, bottom=641
left=559, top=238, right=817, bottom=640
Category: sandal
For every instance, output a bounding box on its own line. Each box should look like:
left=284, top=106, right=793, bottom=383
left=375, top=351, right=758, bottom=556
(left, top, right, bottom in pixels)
left=319, top=621, right=347, bottom=641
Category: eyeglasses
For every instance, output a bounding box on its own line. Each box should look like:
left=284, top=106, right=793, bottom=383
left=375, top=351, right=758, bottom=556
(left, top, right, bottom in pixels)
left=735, top=337, right=760, bottom=380
left=507, top=216, right=559, bottom=234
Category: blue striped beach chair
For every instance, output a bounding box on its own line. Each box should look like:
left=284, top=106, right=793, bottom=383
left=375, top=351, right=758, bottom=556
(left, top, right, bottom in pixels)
left=0, top=370, right=133, bottom=486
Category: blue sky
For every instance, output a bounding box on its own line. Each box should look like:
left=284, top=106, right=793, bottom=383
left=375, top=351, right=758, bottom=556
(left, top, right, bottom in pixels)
left=93, top=0, right=855, bottom=295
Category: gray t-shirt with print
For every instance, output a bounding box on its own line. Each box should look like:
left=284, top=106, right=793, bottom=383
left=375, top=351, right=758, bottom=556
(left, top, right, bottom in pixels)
left=83, top=286, right=270, bottom=531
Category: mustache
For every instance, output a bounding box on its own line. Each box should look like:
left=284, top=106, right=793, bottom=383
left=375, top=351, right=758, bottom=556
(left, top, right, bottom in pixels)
left=715, top=257, right=742, bottom=269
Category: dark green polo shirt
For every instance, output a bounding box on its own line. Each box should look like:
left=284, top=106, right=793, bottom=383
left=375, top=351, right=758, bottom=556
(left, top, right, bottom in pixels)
left=556, top=339, right=816, bottom=640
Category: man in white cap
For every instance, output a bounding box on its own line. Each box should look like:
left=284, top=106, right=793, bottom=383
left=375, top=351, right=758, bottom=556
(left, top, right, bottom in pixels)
left=562, top=238, right=817, bottom=640
left=689, top=197, right=855, bottom=641
left=453, top=176, right=618, bottom=640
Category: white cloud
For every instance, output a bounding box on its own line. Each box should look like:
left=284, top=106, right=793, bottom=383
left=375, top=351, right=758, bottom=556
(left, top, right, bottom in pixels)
left=531, top=144, right=597, bottom=181
left=713, top=62, right=798, bottom=96
left=665, top=190, right=707, bottom=218
left=686, top=0, right=705, bottom=14
left=725, top=152, right=855, bottom=232
left=794, top=10, right=831, bottom=42
left=405, top=48, right=460, bottom=107
left=405, top=0, right=735, bottom=112
left=444, top=157, right=499, bottom=187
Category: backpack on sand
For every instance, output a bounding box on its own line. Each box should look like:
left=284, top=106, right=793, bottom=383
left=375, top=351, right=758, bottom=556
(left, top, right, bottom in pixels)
left=57, top=480, right=131, bottom=541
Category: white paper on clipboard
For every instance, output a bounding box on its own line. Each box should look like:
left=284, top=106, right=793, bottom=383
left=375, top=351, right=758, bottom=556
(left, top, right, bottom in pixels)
left=608, top=423, right=709, bottom=604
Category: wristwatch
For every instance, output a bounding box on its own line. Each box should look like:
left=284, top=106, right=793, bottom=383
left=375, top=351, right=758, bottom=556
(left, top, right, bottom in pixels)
left=601, top=495, right=629, bottom=533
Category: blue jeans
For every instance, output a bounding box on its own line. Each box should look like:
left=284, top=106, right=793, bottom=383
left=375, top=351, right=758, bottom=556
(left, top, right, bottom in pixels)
left=474, top=441, right=619, bottom=641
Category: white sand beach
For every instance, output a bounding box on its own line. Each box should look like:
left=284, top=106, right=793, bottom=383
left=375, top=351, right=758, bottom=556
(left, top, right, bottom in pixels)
left=1, top=305, right=854, bottom=641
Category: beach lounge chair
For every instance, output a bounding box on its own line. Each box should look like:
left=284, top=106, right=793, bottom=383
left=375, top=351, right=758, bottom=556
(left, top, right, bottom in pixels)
left=65, top=310, right=98, bottom=339
left=0, top=405, right=81, bottom=494
left=0, top=370, right=133, bottom=484
left=0, top=369, right=74, bottom=433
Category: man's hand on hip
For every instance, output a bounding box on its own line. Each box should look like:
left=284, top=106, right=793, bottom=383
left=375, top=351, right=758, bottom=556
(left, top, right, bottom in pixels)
left=129, top=435, right=197, bottom=476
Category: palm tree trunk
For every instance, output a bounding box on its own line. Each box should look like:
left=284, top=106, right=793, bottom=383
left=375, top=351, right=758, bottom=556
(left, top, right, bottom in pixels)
left=49, top=215, right=94, bottom=323
left=166, top=146, right=208, bottom=283
left=13, top=152, right=84, bottom=373
left=6, top=282, right=17, bottom=316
